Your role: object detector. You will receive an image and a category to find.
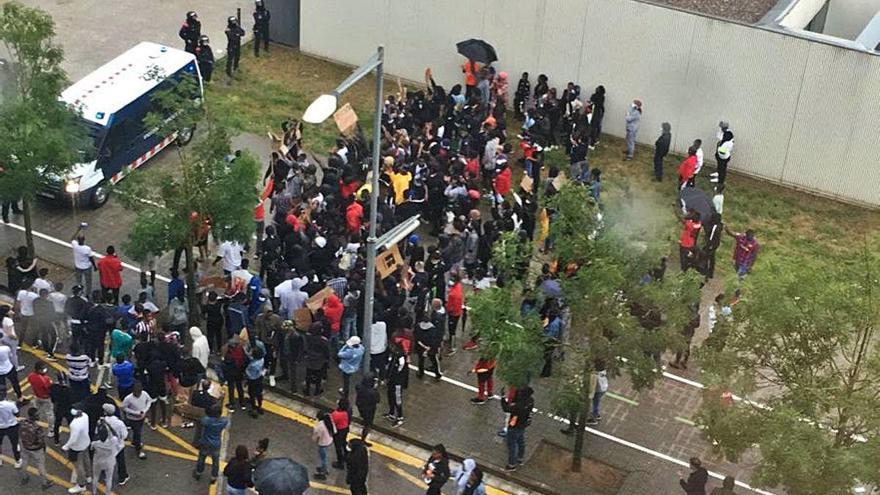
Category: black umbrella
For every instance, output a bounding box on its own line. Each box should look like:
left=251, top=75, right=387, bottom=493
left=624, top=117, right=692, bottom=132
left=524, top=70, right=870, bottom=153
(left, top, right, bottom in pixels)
left=253, top=458, right=310, bottom=495
left=679, top=187, right=716, bottom=224
left=456, top=39, right=498, bottom=64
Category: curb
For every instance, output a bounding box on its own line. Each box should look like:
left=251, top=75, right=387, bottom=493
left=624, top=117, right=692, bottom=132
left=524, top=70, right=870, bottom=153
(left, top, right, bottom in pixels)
left=266, top=383, right=559, bottom=495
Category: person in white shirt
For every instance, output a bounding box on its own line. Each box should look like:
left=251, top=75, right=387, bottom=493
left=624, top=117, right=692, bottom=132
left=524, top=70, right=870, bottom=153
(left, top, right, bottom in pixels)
left=62, top=408, right=91, bottom=493
left=122, top=382, right=154, bottom=459
left=369, top=320, right=388, bottom=379
left=0, top=344, right=23, bottom=400
left=278, top=277, right=308, bottom=320
left=101, top=404, right=130, bottom=485
left=0, top=306, right=23, bottom=374
left=693, top=139, right=704, bottom=176
left=16, top=285, right=39, bottom=346
left=213, top=240, right=243, bottom=276
left=48, top=282, right=69, bottom=343
left=189, top=327, right=210, bottom=369
left=70, top=224, right=97, bottom=300
left=91, top=404, right=122, bottom=495
left=32, top=268, right=53, bottom=293
left=0, top=389, right=22, bottom=467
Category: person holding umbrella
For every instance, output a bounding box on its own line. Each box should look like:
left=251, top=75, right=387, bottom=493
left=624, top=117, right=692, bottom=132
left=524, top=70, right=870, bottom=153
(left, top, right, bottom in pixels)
left=456, top=39, right=498, bottom=100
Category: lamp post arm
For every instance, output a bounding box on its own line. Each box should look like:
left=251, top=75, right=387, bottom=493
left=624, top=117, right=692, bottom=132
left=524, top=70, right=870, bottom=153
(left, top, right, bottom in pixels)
left=334, top=50, right=383, bottom=96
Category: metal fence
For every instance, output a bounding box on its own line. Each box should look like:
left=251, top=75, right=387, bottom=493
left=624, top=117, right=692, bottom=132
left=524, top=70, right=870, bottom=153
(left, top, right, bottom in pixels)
left=300, top=0, right=880, bottom=207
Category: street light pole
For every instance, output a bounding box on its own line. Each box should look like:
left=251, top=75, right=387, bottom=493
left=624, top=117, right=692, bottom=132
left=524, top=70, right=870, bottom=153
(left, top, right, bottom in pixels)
left=303, top=46, right=385, bottom=373
left=362, top=46, right=383, bottom=373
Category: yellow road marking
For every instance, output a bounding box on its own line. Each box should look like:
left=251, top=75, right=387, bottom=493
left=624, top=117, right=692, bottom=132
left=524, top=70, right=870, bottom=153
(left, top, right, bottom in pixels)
left=44, top=446, right=117, bottom=494
left=261, top=400, right=512, bottom=494
left=309, top=481, right=352, bottom=494
left=386, top=463, right=428, bottom=489
left=21, top=344, right=201, bottom=458
left=0, top=452, right=74, bottom=490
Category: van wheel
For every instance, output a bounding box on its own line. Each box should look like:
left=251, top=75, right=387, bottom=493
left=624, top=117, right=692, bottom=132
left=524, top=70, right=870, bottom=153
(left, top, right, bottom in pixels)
left=177, top=125, right=195, bottom=146
left=89, top=181, right=110, bottom=208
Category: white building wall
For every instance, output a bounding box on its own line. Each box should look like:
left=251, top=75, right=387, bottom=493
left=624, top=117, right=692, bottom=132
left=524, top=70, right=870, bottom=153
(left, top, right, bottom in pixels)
left=301, top=0, right=880, bottom=207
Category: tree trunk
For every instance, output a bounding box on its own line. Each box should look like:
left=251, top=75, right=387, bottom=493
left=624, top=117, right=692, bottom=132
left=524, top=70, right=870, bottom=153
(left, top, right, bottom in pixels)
left=183, top=241, right=201, bottom=327
left=22, top=198, right=35, bottom=258
left=571, top=364, right=594, bottom=472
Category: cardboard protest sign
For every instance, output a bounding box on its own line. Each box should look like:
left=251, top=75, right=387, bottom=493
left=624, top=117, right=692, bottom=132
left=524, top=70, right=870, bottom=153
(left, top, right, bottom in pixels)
left=293, top=308, right=312, bottom=330
left=376, top=244, right=404, bottom=279
left=520, top=175, right=533, bottom=193
left=306, top=286, right=335, bottom=312
left=333, top=103, right=358, bottom=135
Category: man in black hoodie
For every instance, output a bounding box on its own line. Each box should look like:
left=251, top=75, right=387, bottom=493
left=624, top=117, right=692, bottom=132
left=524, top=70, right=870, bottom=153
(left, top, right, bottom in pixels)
left=415, top=316, right=442, bottom=381
left=354, top=374, right=379, bottom=445
left=588, top=85, right=606, bottom=148
left=346, top=438, right=369, bottom=495
left=654, top=122, right=672, bottom=182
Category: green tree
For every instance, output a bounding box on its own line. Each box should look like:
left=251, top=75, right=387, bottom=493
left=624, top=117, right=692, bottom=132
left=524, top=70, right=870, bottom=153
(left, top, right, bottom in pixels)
left=0, top=2, right=87, bottom=256
left=117, top=73, right=259, bottom=324
left=545, top=184, right=701, bottom=471
left=696, top=247, right=880, bottom=495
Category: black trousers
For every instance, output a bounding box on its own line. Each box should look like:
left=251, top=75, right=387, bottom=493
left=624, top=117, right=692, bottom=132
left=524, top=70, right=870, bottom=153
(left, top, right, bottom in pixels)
left=254, top=29, right=269, bottom=56
left=226, top=47, right=240, bottom=76
left=227, top=377, right=245, bottom=406
left=716, top=157, right=730, bottom=184
left=653, top=154, right=664, bottom=181
left=2, top=200, right=22, bottom=222
left=417, top=350, right=440, bottom=378
left=0, top=424, right=20, bottom=460
left=305, top=368, right=324, bottom=395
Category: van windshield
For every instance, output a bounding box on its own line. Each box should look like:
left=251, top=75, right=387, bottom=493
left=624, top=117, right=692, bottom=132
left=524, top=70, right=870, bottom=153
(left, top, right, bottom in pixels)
left=78, top=117, right=106, bottom=163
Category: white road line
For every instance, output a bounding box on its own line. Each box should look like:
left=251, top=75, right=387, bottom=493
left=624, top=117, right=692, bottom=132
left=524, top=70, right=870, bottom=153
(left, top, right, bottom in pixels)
left=414, top=366, right=776, bottom=495
left=2, top=222, right=171, bottom=283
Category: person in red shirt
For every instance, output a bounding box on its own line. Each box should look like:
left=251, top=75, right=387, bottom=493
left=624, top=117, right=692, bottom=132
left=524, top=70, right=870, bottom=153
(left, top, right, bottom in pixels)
left=468, top=357, right=496, bottom=404
left=677, top=146, right=698, bottom=191
left=345, top=199, right=364, bottom=234
left=96, top=245, right=123, bottom=305
left=494, top=163, right=512, bottom=201
left=322, top=293, right=344, bottom=348
left=678, top=211, right=702, bottom=271
left=27, top=362, right=55, bottom=437
left=330, top=398, right=351, bottom=469
left=254, top=179, right=273, bottom=255
left=445, top=274, right=464, bottom=353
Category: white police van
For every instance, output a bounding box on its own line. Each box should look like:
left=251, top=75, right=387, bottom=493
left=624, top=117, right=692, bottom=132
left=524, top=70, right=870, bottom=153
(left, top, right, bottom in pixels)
left=42, top=42, right=203, bottom=207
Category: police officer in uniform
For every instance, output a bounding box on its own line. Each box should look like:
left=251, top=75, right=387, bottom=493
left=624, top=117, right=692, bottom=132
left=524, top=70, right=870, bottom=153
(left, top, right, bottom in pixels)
left=225, top=16, right=245, bottom=78
left=195, top=35, right=214, bottom=82
left=179, top=11, right=201, bottom=54
left=253, top=0, right=271, bottom=57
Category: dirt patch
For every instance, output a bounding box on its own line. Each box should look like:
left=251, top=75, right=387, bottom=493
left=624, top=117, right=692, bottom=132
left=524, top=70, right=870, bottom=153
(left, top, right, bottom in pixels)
left=530, top=440, right=628, bottom=495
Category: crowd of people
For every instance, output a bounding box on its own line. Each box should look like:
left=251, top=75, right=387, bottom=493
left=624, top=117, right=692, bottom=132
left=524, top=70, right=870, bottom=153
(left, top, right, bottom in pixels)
left=0, top=30, right=760, bottom=494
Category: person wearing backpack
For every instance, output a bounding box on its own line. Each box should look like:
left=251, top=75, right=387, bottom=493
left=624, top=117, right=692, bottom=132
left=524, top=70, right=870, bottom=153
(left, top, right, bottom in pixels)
left=18, top=407, right=53, bottom=489
left=90, top=407, right=120, bottom=495
left=586, top=359, right=609, bottom=425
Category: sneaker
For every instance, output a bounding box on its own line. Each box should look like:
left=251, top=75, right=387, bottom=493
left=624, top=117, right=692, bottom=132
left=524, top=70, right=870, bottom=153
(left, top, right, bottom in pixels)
left=41, top=480, right=54, bottom=490
left=14, top=459, right=22, bottom=468
left=240, top=405, right=247, bottom=411
left=16, top=365, right=25, bottom=372
left=497, top=429, right=507, bottom=437
left=269, top=376, right=276, bottom=387
left=392, top=418, right=405, bottom=428
left=45, top=354, right=57, bottom=362
left=710, top=177, right=719, bottom=183
left=47, top=430, right=54, bottom=438
left=85, top=477, right=92, bottom=485
left=585, top=418, right=600, bottom=426
left=331, top=461, right=345, bottom=470
left=313, top=471, right=327, bottom=480
left=383, top=413, right=395, bottom=421
left=138, top=451, right=147, bottom=460
left=68, top=485, right=86, bottom=494
left=227, top=404, right=236, bottom=411
left=470, top=397, right=487, bottom=405
left=118, top=475, right=130, bottom=486
left=149, top=423, right=157, bottom=431
left=462, top=340, right=478, bottom=351
left=446, top=348, right=457, bottom=356
left=503, top=464, right=518, bottom=472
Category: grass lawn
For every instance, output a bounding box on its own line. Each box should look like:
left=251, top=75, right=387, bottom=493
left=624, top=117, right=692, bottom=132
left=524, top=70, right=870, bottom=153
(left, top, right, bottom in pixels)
left=208, top=44, right=880, bottom=287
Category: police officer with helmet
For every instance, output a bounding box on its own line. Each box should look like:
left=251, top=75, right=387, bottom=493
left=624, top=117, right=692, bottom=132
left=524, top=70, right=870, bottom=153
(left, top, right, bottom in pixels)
left=195, top=35, right=214, bottom=82
left=179, top=11, right=201, bottom=54
left=253, top=0, right=271, bottom=57
left=225, top=16, right=246, bottom=78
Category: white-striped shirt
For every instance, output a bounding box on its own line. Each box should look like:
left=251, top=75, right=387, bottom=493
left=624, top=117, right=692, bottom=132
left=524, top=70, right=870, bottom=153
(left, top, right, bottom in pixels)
left=66, top=353, right=90, bottom=381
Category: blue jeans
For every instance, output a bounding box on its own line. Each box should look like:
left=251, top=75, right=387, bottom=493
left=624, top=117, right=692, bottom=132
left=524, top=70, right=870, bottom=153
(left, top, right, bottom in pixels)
left=506, top=427, right=526, bottom=466
left=592, top=390, right=606, bottom=417
left=318, top=445, right=328, bottom=473
left=196, top=446, right=220, bottom=478
left=735, top=263, right=749, bottom=278
left=227, top=486, right=246, bottom=495
left=341, top=316, right=357, bottom=341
